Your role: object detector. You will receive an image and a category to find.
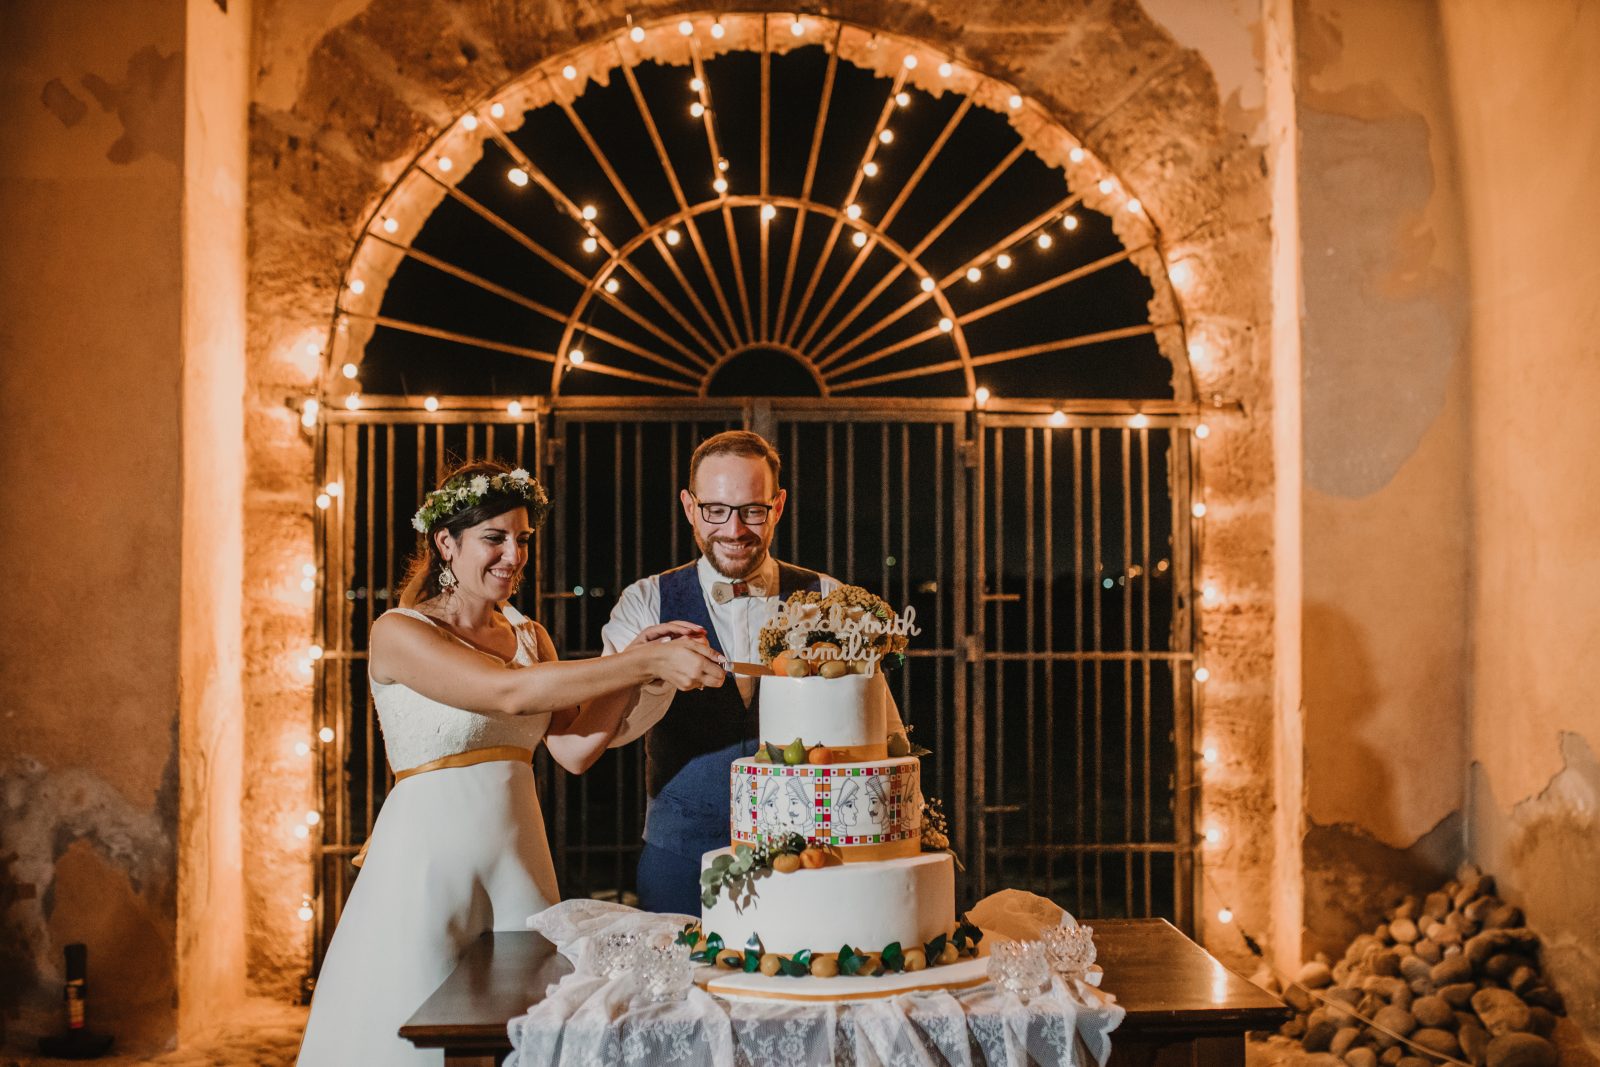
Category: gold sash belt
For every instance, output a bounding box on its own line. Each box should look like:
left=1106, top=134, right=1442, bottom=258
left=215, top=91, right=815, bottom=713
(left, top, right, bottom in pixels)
left=351, top=746, right=534, bottom=867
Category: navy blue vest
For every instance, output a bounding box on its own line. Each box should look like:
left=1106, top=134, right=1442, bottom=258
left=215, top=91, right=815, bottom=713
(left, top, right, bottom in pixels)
left=641, top=560, right=822, bottom=856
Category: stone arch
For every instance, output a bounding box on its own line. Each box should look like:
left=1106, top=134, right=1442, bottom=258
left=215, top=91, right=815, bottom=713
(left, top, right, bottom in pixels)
left=244, top=0, right=1275, bottom=990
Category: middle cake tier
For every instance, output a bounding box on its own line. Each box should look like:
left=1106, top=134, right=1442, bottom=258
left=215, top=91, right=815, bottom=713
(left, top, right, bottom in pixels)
left=730, top=756, right=921, bottom=860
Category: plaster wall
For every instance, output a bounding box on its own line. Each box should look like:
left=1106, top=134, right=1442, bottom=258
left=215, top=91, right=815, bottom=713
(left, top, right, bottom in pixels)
left=0, top=0, right=186, bottom=1052
left=1440, top=0, right=1600, bottom=1041
left=1293, top=0, right=1471, bottom=955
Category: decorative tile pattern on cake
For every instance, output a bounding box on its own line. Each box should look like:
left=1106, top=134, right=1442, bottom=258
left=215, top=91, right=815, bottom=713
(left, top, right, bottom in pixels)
left=732, top=757, right=920, bottom=854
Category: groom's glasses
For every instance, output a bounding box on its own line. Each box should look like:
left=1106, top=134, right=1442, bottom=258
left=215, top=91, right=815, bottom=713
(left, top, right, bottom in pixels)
left=691, top=495, right=775, bottom=525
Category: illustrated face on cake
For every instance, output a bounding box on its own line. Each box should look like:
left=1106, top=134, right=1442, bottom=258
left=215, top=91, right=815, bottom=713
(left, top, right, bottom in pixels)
left=782, top=778, right=810, bottom=831
left=864, top=775, right=888, bottom=831
left=835, top=779, right=861, bottom=827
left=757, top=778, right=812, bottom=835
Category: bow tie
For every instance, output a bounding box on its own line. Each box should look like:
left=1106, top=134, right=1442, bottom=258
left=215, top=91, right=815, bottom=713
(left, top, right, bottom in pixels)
left=710, top=580, right=764, bottom=604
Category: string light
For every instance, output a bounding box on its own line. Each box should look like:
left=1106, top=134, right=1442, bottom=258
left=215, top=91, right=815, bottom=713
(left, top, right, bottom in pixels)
left=851, top=232, right=868, bottom=247
left=294, top=740, right=312, bottom=757
left=690, top=101, right=705, bottom=118
left=300, top=398, right=319, bottom=429
left=437, top=157, right=453, bottom=173
left=307, top=643, right=325, bottom=660
left=630, top=25, right=645, bottom=43
left=341, top=362, right=357, bottom=379
left=718, top=158, right=729, bottom=172
left=489, top=103, right=505, bottom=119
left=678, top=18, right=693, bottom=35
left=298, top=897, right=315, bottom=923
left=508, top=167, right=529, bottom=187
left=1195, top=422, right=1211, bottom=440
left=1202, top=745, right=1219, bottom=765
left=293, top=824, right=310, bottom=840
left=300, top=575, right=315, bottom=593
left=507, top=400, right=523, bottom=416
left=710, top=20, right=725, bottom=39
left=1192, top=501, right=1208, bottom=518
left=344, top=394, right=360, bottom=411
left=1217, top=908, right=1234, bottom=924
left=966, top=266, right=982, bottom=283
left=348, top=278, right=366, bottom=295
left=305, top=341, right=321, bottom=356
left=760, top=204, right=777, bottom=221
left=863, top=162, right=879, bottom=177
left=938, top=317, right=953, bottom=332
left=1050, top=410, right=1067, bottom=427
left=604, top=278, right=620, bottom=294
left=713, top=177, right=728, bottom=193
left=996, top=253, right=1012, bottom=270
left=315, top=492, right=331, bottom=510
left=582, top=236, right=599, bottom=253
left=938, top=62, right=953, bottom=78
left=920, top=277, right=936, bottom=292
left=1169, top=261, right=1193, bottom=290
left=305, top=810, right=321, bottom=826
left=1036, top=232, right=1054, bottom=249
left=846, top=203, right=862, bottom=219
left=562, top=64, right=577, bottom=80
left=903, top=55, right=918, bottom=70
left=1202, top=583, right=1219, bottom=605
left=1097, top=178, right=1114, bottom=195
left=1194, top=665, right=1211, bottom=682
left=878, top=129, right=894, bottom=144
left=895, top=91, right=910, bottom=107
left=318, top=726, right=335, bottom=743
left=665, top=228, right=681, bottom=245
left=1126, top=198, right=1143, bottom=214
left=974, top=386, right=991, bottom=406
left=424, top=396, right=440, bottom=412
left=1204, top=826, right=1222, bottom=845
left=382, top=217, right=399, bottom=234
left=1069, top=147, right=1085, bottom=163
left=581, top=204, right=597, bottom=221
left=569, top=349, right=585, bottom=365
left=1008, top=93, right=1022, bottom=109
left=690, top=77, right=704, bottom=92
left=1129, top=412, right=1149, bottom=429
left=1063, top=214, right=1079, bottom=231
left=790, top=17, right=805, bottom=36
left=1188, top=339, right=1207, bottom=364
left=461, top=115, right=478, bottom=131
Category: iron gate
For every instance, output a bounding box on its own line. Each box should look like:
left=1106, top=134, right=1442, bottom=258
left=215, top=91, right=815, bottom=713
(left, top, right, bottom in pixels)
left=312, top=398, right=1195, bottom=963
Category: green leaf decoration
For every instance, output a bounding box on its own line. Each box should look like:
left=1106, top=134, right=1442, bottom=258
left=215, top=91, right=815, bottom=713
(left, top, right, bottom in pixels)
left=690, top=949, right=713, bottom=963
left=704, top=933, right=724, bottom=954
left=792, top=948, right=813, bottom=967
left=711, top=853, right=734, bottom=871
left=909, top=743, right=934, bottom=758
left=953, top=917, right=983, bottom=955
left=925, top=933, right=948, bottom=961
left=742, top=949, right=761, bottom=973
left=764, top=742, right=786, bottom=763
left=700, top=868, right=722, bottom=886
left=838, top=944, right=864, bottom=977
left=701, top=889, right=717, bottom=908
left=881, top=652, right=907, bottom=672
left=778, top=954, right=811, bottom=978
left=881, top=942, right=905, bottom=972
left=675, top=924, right=699, bottom=946
left=744, top=933, right=765, bottom=955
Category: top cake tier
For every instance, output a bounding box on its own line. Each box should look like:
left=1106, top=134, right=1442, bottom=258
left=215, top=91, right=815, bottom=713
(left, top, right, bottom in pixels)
left=758, top=673, right=887, bottom=758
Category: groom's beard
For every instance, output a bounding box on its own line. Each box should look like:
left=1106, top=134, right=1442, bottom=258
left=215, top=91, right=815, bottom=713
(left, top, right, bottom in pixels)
left=695, top=528, right=769, bottom=580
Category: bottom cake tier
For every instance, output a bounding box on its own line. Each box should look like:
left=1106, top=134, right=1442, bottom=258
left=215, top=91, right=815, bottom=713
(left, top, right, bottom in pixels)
left=699, top=848, right=955, bottom=957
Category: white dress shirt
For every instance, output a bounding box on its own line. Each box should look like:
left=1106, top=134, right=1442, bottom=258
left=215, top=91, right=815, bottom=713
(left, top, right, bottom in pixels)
left=602, top=556, right=904, bottom=747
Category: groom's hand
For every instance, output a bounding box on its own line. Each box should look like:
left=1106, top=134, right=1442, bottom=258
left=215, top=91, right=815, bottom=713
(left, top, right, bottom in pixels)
left=628, top=620, right=707, bottom=648
left=643, top=636, right=726, bottom=692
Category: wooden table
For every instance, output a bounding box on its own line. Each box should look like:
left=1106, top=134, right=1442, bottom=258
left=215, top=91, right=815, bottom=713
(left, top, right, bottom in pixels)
left=401, top=918, right=1287, bottom=1066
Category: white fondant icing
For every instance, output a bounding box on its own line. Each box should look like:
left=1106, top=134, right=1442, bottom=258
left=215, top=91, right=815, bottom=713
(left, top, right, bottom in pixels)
left=731, top=757, right=920, bottom=850
left=699, top=849, right=955, bottom=956
left=758, top=672, right=886, bottom=750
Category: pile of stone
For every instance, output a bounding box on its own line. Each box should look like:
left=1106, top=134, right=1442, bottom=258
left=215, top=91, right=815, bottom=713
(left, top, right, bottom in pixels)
left=1277, top=866, right=1565, bottom=1067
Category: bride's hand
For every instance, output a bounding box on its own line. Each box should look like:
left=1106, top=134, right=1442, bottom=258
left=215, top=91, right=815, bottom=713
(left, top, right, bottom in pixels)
left=638, top=637, right=726, bottom=692
left=627, top=620, right=707, bottom=648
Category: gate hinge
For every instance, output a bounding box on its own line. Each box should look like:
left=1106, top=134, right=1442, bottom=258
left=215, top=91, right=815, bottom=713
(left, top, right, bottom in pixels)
left=956, top=439, right=978, bottom=469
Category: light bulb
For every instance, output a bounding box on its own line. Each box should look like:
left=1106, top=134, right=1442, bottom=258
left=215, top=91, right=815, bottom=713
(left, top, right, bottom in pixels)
left=562, top=64, right=577, bottom=80
left=507, top=400, right=523, bottom=416
left=382, top=217, right=398, bottom=234
left=1037, top=232, right=1054, bottom=249
left=424, top=396, right=439, bottom=412
left=718, top=158, right=730, bottom=172
left=324, top=481, right=342, bottom=498
left=665, top=229, right=681, bottom=245
left=1063, top=214, right=1079, bottom=231
left=307, top=644, right=324, bottom=661
left=1202, top=584, right=1219, bottom=604
left=508, top=167, right=529, bottom=187
left=604, top=278, right=620, bottom=294
left=1008, top=93, right=1022, bottom=109
left=489, top=103, right=505, bottom=119
left=710, top=21, right=725, bottom=38
left=1202, top=745, right=1219, bottom=764
left=678, top=19, right=693, bottom=35
left=938, top=317, right=953, bottom=333
left=293, top=825, right=310, bottom=840
left=713, top=177, right=728, bottom=193
left=938, top=62, right=953, bottom=78
left=348, top=278, right=365, bottom=295
left=920, top=277, right=935, bottom=292
left=966, top=266, right=981, bottom=283
left=294, top=740, right=312, bottom=756
left=846, top=203, right=862, bottom=219
left=305, top=341, right=321, bottom=356
left=690, top=101, right=705, bottom=118
left=790, top=17, right=804, bottom=36
left=1204, top=826, right=1221, bottom=845
left=761, top=204, right=777, bottom=221
left=1195, top=423, right=1212, bottom=441
left=690, top=77, right=704, bottom=92
left=630, top=25, right=645, bottom=42
left=1192, top=502, right=1208, bottom=518
left=851, top=232, right=867, bottom=248
left=318, top=726, right=335, bottom=743
left=461, top=114, right=479, bottom=131
left=1098, top=178, right=1114, bottom=195
left=315, top=493, right=331, bottom=510
left=878, top=129, right=894, bottom=144
left=581, top=204, right=597, bottom=220
left=1130, top=412, right=1149, bottom=429
left=582, top=237, right=598, bottom=253
left=1069, top=147, right=1085, bottom=163
left=1188, top=339, right=1208, bottom=363
left=302, top=562, right=317, bottom=578
left=996, top=253, right=1012, bottom=270
left=569, top=349, right=585, bottom=365
left=1050, top=410, right=1067, bottom=427
left=1169, top=261, right=1193, bottom=289
left=1194, top=666, right=1210, bottom=682
left=344, top=394, right=360, bottom=410
left=341, top=362, right=357, bottom=379
left=1217, top=908, right=1234, bottom=924
left=437, top=157, right=453, bottom=172
left=305, top=810, right=321, bottom=826
left=298, top=902, right=315, bottom=922
left=895, top=91, right=910, bottom=107
left=300, top=577, right=315, bottom=592
left=302, top=398, right=320, bottom=420
left=903, top=55, right=918, bottom=70
left=863, top=162, right=879, bottom=177
left=1126, top=198, right=1143, bottom=214
left=974, top=386, right=991, bottom=406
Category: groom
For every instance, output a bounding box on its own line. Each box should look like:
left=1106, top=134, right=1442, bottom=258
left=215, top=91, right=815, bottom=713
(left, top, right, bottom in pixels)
left=602, top=430, right=904, bottom=913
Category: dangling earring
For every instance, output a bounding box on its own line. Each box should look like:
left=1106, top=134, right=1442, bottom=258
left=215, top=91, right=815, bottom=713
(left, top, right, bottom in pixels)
left=438, top=563, right=458, bottom=591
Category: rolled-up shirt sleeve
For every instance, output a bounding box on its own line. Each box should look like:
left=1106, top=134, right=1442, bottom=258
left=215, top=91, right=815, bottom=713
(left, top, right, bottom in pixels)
left=601, top=575, right=676, bottom=748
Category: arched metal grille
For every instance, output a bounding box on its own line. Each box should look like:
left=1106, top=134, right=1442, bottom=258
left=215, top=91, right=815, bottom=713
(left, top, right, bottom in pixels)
left=308, top=13, right=1203, bottom=968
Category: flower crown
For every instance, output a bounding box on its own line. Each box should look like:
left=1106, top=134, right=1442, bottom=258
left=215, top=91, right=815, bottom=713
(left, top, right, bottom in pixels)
left=411, top=468, right=551, bottom=533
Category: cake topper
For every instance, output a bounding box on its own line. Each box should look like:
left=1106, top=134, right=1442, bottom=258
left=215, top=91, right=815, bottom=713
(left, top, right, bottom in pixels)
left=757, top=585, right=920, bottom=676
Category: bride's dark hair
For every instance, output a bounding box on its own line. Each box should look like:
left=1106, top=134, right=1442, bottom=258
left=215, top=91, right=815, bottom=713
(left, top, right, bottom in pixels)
left=399, top=458, right=550, bottom=606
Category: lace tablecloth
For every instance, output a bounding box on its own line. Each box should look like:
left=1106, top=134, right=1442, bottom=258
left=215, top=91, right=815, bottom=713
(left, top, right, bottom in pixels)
left=505, top=901, right=1125, bottom=1067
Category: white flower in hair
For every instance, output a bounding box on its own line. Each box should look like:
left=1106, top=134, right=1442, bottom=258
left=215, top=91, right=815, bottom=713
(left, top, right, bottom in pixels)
left=469, top=475, right=491, bottom=496
left=412, top=514, right=428, bottom=533
left=509, top=468, right=530, bottom=482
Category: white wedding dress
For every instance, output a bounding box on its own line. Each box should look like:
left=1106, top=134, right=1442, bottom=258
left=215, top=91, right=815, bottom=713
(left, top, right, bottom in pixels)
left=298, top=605, right=560, bottom=1066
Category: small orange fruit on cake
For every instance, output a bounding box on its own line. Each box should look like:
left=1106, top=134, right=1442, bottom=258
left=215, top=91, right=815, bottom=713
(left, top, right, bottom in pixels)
left=807, top=745, right=833, bottom=764
left=799, top=847, right=829, bottom=869
left=769, top=650, right=798, bottom=676
left=771, top=853, right=802, bottom=874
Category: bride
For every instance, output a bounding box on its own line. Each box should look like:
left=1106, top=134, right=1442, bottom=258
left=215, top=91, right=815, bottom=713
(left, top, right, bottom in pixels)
left=297, top=460, right=724, bottom=1065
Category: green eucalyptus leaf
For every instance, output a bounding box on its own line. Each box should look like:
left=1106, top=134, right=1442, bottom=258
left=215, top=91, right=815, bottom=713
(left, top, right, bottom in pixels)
left=881, top=942, right=905, bottom=972
left=700, top=868, right=722, bottom=885
left=793, top=949, right=812, bottom=967
left=705, top=933, right=724, bottom=954
left=742, top=949, right=761, bottom=973
left=701, top=889, right=718, bottom=908
left=779, top=956, right=809, bottom=978
left=711, top=854, right=734, bottom=871
left=675, top=924, right=699, bottom=946
left=838, top=944, right=863, bottom=977
left=744, top=933, right=765, bottom=955
left=925, top=933, right=948, bottom=961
